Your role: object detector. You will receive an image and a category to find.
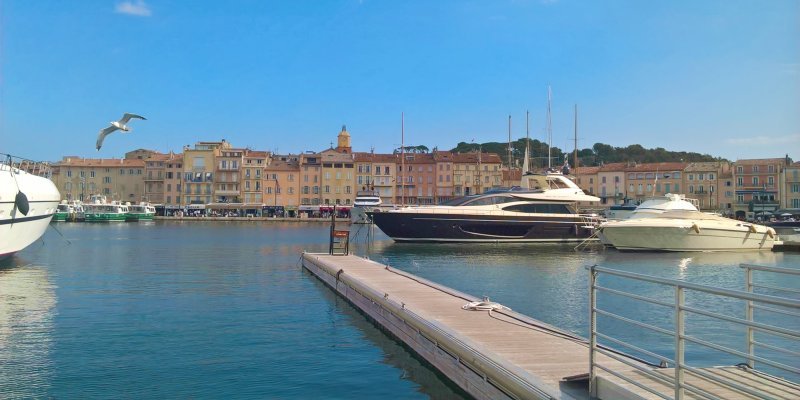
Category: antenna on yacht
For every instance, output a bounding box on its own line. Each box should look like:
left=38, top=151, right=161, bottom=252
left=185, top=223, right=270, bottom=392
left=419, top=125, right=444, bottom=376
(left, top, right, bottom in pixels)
left=547, top=86, right=553, bottom=170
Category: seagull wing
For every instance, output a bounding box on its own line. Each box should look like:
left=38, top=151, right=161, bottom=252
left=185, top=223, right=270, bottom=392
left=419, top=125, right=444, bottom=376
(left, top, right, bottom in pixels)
left=119, top=113, right=147, bottom=124
left=96, top=125, right=120, bottom=151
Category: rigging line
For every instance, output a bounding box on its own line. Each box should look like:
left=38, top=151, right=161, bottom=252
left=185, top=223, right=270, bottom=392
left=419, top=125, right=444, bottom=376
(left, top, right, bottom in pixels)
left=47, top=222, right=72, bottom=245
left=487, top=309, right=587, bottom=344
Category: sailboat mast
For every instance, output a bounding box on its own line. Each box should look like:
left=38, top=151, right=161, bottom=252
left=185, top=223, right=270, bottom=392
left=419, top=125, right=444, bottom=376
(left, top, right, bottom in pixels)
left=547, top=86, right=552, bottom=170
left=526, top=110, right=530, bottom=172
left=507, top=115, right=512, bottom=169
left=401, top=112, right=405, bottom=206
left=574, top=104, right=578, bottom=173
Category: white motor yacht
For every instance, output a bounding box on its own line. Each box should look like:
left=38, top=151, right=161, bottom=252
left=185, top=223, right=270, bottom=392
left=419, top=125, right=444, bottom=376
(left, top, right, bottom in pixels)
left=351, top=188, right=382, bottom=224
left=1, top=155, right=60, bottom=259
left=598, top=193, right=776, bottom=251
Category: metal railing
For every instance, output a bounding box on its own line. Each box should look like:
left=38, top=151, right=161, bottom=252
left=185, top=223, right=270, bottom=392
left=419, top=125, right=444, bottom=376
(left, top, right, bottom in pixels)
left=2, top=153, right=53, bottom=178
left=588, top=264, right=800, bottom=400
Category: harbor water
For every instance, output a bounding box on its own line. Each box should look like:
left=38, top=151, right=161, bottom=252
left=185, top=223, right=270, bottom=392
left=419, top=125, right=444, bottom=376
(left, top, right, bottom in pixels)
left=2, top=222, right=798, bottom=398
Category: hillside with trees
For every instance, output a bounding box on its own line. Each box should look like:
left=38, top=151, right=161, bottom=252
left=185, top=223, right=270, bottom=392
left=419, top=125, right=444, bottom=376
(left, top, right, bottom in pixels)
left=450, top=140, right=720, bottom=169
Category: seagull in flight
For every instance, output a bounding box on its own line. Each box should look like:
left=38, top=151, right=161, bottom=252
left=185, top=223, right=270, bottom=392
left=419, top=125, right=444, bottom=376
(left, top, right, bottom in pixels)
left=96, top=113, right=147, bottom=151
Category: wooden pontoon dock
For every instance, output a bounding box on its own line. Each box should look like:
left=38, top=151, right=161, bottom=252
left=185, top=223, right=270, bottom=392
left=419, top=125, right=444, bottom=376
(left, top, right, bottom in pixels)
left=301, top=253, right=800, bottom=400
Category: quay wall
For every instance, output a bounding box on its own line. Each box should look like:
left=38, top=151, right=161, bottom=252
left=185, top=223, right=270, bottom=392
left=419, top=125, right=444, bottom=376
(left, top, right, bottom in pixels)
left=154, top=216, right=338, bottom=223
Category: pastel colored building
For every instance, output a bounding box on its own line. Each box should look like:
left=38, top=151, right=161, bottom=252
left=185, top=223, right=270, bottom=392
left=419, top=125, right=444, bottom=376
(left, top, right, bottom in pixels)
left=52, top=157, right=145, bottom=202
left=264, top=155, right=301, bottom=212
left=732, top=158, right=788, bottom=219
left=597, top=163, right=627, bottom=205
left=783, top=161, right=800, bottom=211
left=625, top=162, right=687, bottom=202
left=683, top=161, right=730, bottom=211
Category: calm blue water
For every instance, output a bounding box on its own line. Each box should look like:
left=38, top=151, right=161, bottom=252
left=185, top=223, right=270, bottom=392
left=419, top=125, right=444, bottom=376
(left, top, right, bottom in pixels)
left=2, top=222, right=798, bottom=398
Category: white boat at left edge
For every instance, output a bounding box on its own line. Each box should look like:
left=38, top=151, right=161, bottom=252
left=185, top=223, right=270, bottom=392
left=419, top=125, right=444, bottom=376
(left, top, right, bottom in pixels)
left=1, top=154, right=60, bottom=260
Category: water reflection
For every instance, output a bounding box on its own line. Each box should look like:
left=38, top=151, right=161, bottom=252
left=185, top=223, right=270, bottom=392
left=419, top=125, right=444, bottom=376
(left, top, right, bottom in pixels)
left=0, top=256, right=57, bottom=397
left=308, top=276, right=468, bottom=400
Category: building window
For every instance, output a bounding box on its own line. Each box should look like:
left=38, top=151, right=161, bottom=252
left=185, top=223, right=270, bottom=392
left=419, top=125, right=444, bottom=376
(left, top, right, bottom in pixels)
left=768, top=165, right=774, bottom=173
left=768, top=176, right=774, bottom=186
left=103, top=176, right=111, bottom=184
left=737, top=177, right=743, bottom=186
left=752, top=165, right=758, bottom=173
left=753, top=177, right=759, bottom=186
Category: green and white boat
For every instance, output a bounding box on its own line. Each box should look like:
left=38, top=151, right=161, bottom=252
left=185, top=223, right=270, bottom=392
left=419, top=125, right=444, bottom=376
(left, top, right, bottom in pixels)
left=126, top=203, right=156, bottom=221
left=52, top=201, right=85, bottom=222
left=84, top=196, right=128, bottom=222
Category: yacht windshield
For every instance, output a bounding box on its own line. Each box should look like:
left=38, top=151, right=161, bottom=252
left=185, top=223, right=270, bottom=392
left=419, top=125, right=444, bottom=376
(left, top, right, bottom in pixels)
left=502, top=203, right=575, bottom=214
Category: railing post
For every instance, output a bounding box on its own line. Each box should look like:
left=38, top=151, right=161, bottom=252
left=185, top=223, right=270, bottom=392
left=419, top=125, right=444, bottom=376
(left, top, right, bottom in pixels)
left=745, top=265, right=755, bottom=369
left=675, top=285, right=685, bottom=400
left=589, top=265, right=598, bottom=398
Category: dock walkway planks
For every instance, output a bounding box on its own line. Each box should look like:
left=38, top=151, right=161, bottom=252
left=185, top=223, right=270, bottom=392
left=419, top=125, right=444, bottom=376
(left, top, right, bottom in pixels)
left=302, top=253, right=800, bottom=400
left=302, top=253, right=637, bottom=400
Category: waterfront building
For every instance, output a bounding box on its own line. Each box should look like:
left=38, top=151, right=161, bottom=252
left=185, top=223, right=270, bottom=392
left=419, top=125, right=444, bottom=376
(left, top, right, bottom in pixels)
left=501, top=168, right=521, bottom=189
left=319, top=148, right=356, bottom=206
left=354, top=152, right=398, bottom=205
left=719, top=170, right=735, bottom=214
left=143, top=152, right=170, bottom=204
left=597, top=162, right=627, bottom=205
left=242, top=150, right=268, bottom=206
left=214, top=147, right=243, bottom=204
left=52, top=156, right=145, bottom=202
left=624, top=162, right=687, bottom=202
left=732, top=158, right=788, bottom=220
left=571, top=166, right=600, bottom=196
left=783, top=160, right=800, bottom=212
left=434, top=151, right=456, bottom=203
left=451, top=152, right=502, bottom=197
left=684, top=161, right=730, bottom=211
left=299, top=152, right=322, bottom=205
left=182, top=140, right=228, bottom=206
left=264, top=155, right=301, bottom=214
left=163, top=154, right=184, bottom=211
left=400, top=153, right=437, bottom=205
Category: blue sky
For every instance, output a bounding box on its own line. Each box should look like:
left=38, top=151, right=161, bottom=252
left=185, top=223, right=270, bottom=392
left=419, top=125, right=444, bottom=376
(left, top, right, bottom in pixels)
left=1, top=0, right=798, bottom=161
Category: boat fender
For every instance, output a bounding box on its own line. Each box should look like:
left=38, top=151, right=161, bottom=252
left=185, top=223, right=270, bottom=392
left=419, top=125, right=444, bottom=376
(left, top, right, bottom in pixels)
left=15, top=191, right=30, bottom=216
left=691, top=223, right=700, bottom=234
left=767, top=228, right=775, bottom=238
left=749, top=224, right=757, bottom=233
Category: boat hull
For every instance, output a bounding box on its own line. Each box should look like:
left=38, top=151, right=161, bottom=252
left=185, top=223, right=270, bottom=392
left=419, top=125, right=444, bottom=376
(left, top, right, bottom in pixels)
left=371, top=211, right=596, bottom=243
left=125, top=213, right=154, bottom=222
left=84, top=213, right=127, bottom=222
left=599, top=225, right=775, bottom=252
left=0, top=165, right=60, bottom=259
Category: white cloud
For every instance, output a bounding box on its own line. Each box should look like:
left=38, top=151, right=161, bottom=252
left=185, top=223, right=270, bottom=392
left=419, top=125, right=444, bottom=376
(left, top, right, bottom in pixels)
left=725, top=133, right=800, bottom=146
left=115, top=0, right=152, bottom=17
